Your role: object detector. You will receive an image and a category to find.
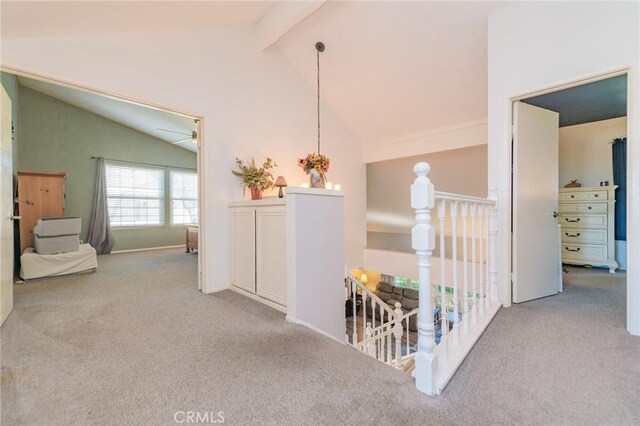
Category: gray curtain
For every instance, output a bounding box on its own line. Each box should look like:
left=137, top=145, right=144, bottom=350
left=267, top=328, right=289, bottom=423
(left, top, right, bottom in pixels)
left=87, top=157, right=115, bottom=254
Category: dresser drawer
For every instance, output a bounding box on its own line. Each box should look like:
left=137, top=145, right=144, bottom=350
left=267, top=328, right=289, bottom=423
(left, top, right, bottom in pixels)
left=559, top=190, right=608, bottom=201
left=558, top=203, right=607, bottom=214
left=561, top=229, right=607, bottom=244
left=558, top=214, right=607, bottom=228
left=562, top=243, right=608, bottom=261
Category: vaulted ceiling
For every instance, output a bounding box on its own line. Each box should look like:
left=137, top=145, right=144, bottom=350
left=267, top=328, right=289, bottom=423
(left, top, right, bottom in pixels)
left=276, top=1, right=508, bottom=147
left=2, top=1, right=506, bottom=152
left=1, top=1, right=275, bottom=39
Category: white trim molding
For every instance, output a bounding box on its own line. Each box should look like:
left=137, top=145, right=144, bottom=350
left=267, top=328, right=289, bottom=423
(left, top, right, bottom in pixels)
left=364, top=119, right=487, bottom=164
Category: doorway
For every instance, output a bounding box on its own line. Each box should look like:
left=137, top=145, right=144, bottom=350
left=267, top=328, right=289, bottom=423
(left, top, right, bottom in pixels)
left=0, top=67, right=207, bottom=325
left=511, top=72, right=629, bottom=316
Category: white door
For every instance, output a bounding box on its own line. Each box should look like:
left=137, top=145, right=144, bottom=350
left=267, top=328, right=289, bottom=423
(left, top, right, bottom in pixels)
left=1, top=86, right=14, bottom=325
left=512, top=101, right=561, bottom=303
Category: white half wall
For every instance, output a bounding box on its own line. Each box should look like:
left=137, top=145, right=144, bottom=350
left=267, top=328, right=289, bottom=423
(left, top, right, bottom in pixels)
left=487, top=2, right=640, bottom=334
left=0, top=27, right=366, bottom=292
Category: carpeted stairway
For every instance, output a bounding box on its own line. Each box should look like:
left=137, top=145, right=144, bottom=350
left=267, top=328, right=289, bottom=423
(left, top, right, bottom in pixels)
left=1, top=251, right=638, bottom=425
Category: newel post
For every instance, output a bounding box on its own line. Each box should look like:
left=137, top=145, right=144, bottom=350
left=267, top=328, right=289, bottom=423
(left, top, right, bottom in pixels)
left=488, top=188, right=500, bottom=304
left=411, top=162, right=437, bottom=395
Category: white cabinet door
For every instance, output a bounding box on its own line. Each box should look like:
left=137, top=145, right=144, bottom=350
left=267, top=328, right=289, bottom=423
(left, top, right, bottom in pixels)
left=230, top=208, right=256, bottom=294
left=256, top=207, right=287, bottom=306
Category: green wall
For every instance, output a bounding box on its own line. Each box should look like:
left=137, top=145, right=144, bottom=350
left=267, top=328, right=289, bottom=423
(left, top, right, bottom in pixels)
left=17, top=86, right=197, bottom=251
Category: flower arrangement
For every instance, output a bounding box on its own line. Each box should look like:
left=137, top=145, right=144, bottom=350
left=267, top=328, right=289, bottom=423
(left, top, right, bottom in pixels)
left=297, top=153, right=330, bottom=174
left=231, top=157, right=277, bottom=199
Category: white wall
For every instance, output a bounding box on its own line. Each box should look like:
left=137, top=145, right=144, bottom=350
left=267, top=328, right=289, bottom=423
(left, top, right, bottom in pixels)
left=559, top=117, right=626, bottom=188
left=0, top=27, right=366, bottom=292
left=488, top=2, right=640, bottom=334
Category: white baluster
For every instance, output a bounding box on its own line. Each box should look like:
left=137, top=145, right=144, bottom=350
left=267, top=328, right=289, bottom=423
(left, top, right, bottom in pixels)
left=365, top=322, right=373, bottom=357
left=362, top=292, right=367, bottom=345
left=437, top=200, right=448, bottom=342
left=372, top=299, right=376, bottom=331
left=488, top=190, right=499, bottom=304
left=411, top=162, right=437, bottom=396
left=479, top=204, right=486, bottom=315
left=352, top=280, right=358, bottom=344
left=461, top=202, right=469, bottom=335
left=450, top=200, right=460, bottom=346
left=393, top=302, right=403, bottom=368
left=406, top=316, right=410, bottom=355
left=471, top=203, right=478, bottom=324
left=387, top=325, right=392, bottom=365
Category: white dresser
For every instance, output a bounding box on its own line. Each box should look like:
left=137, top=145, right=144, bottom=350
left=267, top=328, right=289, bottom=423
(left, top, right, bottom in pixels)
left=558, top=186, right=618, bottom=273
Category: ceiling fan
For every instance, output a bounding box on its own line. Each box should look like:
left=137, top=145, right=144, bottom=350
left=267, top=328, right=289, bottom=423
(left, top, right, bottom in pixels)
left=157, top=119, right=200, bottom=145
left=157, top=128, right=198, bottom=145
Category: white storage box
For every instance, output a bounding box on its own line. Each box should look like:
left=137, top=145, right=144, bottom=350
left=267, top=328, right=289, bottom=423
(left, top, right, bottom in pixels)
left=20, top=244, right=97, bottom=280
left=34, top=234, right=80, bottom=255
left=34, top=217, right=81, bottom=236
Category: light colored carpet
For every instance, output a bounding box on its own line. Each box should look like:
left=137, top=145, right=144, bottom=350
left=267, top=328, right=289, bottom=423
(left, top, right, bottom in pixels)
left=1, top=251, right=638, bottom=425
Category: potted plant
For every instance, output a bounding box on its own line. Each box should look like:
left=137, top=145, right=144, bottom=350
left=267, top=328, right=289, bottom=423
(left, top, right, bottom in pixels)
left=298, top=153, right=330, bottom=188
left=231, top=157, right=277, bottom=200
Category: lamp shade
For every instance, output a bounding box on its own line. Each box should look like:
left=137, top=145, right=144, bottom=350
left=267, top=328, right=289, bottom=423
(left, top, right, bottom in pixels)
left=274, top=176, right=287, bottom=187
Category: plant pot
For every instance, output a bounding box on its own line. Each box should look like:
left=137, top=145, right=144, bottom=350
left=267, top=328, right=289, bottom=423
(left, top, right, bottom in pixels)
left=309, top=169, right=326, bottom=189
left=250, top=186, right=262, bottom=200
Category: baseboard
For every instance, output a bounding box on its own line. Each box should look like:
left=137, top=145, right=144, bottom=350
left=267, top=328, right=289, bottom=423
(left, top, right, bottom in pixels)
left=227, top=285, right=287, bottom=314
left=294, top=318, right=346, bottom=346
left=111, top=245, right=184, bottom=254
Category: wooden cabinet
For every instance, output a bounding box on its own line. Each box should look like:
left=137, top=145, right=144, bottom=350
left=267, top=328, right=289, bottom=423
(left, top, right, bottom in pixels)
left=558, top=186, right=618, bottom=272
left=17, top=171, right=66, bottom=253
left=229, top=200, right=287, bottom=308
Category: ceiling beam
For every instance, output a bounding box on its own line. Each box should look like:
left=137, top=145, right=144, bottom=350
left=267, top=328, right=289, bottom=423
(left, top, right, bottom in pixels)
left=257, top=0, right=327, bottom=50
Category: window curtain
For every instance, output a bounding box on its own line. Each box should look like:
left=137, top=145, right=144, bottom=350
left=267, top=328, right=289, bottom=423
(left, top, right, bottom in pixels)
left=612, top=137, right=627, bottom=241
left=87, top=157, right=115, bottom=254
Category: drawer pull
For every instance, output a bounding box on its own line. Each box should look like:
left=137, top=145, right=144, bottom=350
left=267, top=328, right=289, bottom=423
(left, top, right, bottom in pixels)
left=565, top=232, right=581, bottom=238
left=570, top=195, right=575, bottom=198
left=594, top=194, right=599, bottom=198
left=588, top=206, right=592, bottom=210
left=565, top=218, right=581, bottom=223
left=565, top=247, right=581, bottom=252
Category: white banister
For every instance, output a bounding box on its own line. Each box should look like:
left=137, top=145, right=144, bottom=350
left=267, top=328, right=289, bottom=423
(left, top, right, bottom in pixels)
left=488, top=189, right=499, bottom=303
left=471, top=203, right=478, bottom=324
left=437, top=200, right=448, bottom=342
left=450, top=200, right=460, bottom=346
left=411, top=162, right=437, bottom=396
left=479, top=204, right=486, bottom=315
left=461, top=202, right=469, bottom=335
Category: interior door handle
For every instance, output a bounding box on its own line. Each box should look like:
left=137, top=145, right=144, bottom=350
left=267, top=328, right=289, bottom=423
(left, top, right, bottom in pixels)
left=10, top=215, right=21, bottom=221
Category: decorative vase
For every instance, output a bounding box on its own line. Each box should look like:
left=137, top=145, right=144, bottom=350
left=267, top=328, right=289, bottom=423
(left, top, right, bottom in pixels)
left=250, top=186, right=262, bottom=200
left=309, top=169, right=326, bottom=189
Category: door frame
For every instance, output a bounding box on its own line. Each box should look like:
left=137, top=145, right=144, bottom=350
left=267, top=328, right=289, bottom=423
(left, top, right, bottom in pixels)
left=0, top=65, right=209, bottom=292
left=506, top=67, right=637, bottom=333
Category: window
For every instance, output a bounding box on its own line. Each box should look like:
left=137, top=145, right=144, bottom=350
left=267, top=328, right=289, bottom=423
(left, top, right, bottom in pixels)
left=170, top=170, right=198, bottom=225
left=106, top=163, right=164, bottom=227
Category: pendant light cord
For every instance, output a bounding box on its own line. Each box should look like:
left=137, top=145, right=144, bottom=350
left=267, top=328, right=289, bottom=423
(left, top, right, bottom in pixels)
left=317, top=48, right=321, bottom=155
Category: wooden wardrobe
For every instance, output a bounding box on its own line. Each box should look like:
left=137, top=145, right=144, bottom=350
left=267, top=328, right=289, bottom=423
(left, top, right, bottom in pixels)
left=17, top=171, right=66, bottom=253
